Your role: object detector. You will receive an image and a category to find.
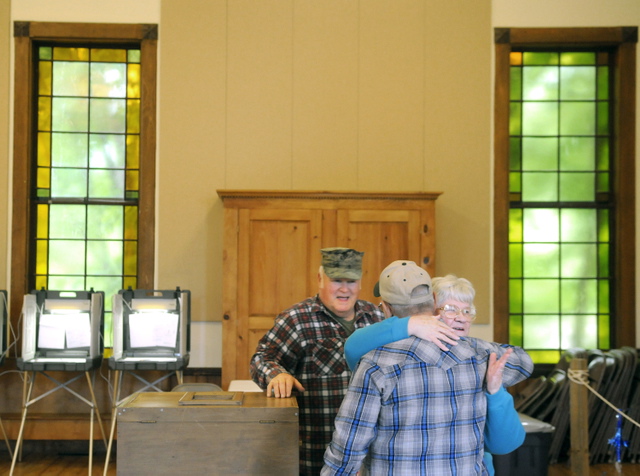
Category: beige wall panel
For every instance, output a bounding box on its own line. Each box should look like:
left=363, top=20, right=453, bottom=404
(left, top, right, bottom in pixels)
left=0, top=0, right=9, bottom=291
left=226, top=1, right=293, bottom=189
left=423, top=0, right=492, bottom=324
left=358, top=0, right=425, bottom=190
left=292, top=1, right=359, bottom=188
left=158, top=0, right=228, bottom=321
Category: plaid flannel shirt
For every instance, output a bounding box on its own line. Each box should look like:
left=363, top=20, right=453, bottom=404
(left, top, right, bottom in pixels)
left=321, top=336, right=533, bottom=476
left=250, top=295, right=384, bottom=476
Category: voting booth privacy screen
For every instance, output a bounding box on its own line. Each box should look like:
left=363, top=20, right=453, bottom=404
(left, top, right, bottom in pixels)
left=111, top=288, right=190, bottom=370
left=18, top=289, right=104, bottom=371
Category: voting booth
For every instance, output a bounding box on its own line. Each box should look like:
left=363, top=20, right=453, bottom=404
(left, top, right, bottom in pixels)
left=11, top=289, right=106, bottom=475
left=116, top=391, right=299, bottom=475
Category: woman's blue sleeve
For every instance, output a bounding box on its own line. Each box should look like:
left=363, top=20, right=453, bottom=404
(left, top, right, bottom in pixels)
left=484, top=386, right=525, bottom=455
left=344, top=316, right=409, bottom=370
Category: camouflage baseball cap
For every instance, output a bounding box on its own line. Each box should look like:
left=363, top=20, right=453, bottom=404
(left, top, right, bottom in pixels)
left=321, top=247, right=364, bottom=280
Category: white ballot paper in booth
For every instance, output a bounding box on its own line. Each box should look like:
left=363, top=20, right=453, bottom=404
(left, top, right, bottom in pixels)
left=129, top=312, right=179, bottom=348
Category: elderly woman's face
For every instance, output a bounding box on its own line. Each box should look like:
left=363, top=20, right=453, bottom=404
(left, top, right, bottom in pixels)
left=437, top=298, right=474, bottom=337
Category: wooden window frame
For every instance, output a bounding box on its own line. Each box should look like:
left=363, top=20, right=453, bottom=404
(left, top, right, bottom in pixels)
left=493, top=27, right=637, bottom=348
left=10, top=22, right=158, bottom=330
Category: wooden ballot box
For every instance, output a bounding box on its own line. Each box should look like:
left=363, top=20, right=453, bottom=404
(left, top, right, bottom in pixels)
left=117, top=391, right=299, bottom=475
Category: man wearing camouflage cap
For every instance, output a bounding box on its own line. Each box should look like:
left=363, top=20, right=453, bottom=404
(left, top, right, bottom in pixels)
left=250, top=247, right=384, bottom=475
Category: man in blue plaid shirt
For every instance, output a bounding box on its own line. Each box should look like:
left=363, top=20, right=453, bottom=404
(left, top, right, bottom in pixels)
left=250, top=247, right=388, bottom=475
left=321, top=261, right=533, bottom=475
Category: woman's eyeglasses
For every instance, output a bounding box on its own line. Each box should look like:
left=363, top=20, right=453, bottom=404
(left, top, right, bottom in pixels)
left=436, top=304, right=477, bottom=321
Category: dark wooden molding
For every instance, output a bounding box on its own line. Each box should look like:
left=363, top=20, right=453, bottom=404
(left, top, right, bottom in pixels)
left=143, top=24, right=158, bottom=40
left=494, top=28, right=510, bottom=44
left=13, top=21, right=29, bottom=37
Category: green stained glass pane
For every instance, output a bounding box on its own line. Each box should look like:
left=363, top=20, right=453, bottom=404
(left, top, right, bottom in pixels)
left=91, top=48, right=127, bottom=63
left=39, top=61, right=52, bottom=95
left=51, top=168, right=87, bottom=197
left=561, top=209, right=596, bottom=242
left=38, top=133, right=51, bottom=166
left=559, top=172, right=594, bottom=201
left=526, top=350, right=561, bottom=365
left=510, top=67, right=522, bottom=101
left=509, top=209, right=523, bottom=242
left=561, top=314, right=597, bottom=348
left=88, top=169, right=125, bottom=199
left=509, top=172, right=521, bottom=193
left=522, top=172, right=558, bottom=201
left=53, top=47, right=89, bottom=61
left=91, top=63, right=127, bottom=98
left=124, top=241, right=137, bottom=275
left=597, top=67, right=609, bottom=100
left=559, top=137, right=595, bottom=171
left=127, top=99, right=141, bottom=133
left=509, top=244, right=523, bottom=277
left=598, top=280, right=610, bottom=314
left=524, top=209, right=559, bottom=242
left=36, top=240, right=48, bottom=275
left=38, top=97, right=52, bottom=131
left=49, top=240, right=86, bottom=274
left=87, top=240, right=122, bottom=275
left=560, top=66, right=596, bottom=100
left=598, top=314, right=610, bottom=349
left=126, top=170, right=139, bottom=192
left=509, top=103, right=522, bottom=135
left=597, top=102, right=609, bottom=135
left=52, top=97, right=89, bottom=132
left=127, top=64, right=141, bottom=99
left=523, top=52, right=559, bottom=66
left=49, top=205, right=86, bottom=239
left=523, top=314, right=559, bottom=348
left=89, top=98, right=126, bottom=133
left=509, top=314, right=523, bottom=346
left=124, top=206, right=138, bottom=240
left=598, top=244, right=610, bottom=277
left=37, top=204, right=49, bottom=239
left=523, top=102, right=558, bottom=136
left=128, top=49, right=141, bottom=63
left=52, top=132, right=88, bottom=167
left=37, top=167, right=51, bottom=190
left=509, top=138, right=521, bottom=170
left=88, top=206, right=123, bottom=240
left=52, top=62, right=89, bottom=97
left=524, top=279, right=559, bottom=313
left=560, top=52, right=595, bottom=66
left=561, top=244, right=597, bottom=278
left=509, top=279, right=523, bottom=313
left=598, top=210, right=610, bottom=242
left=90, top=134, right=125, bottom=169
left=126, top=135, right=140, bottom=169
left=561, top=279, right=597, bottom=313
left=523, top=244, right=559, bottom=278
left=48, top=276, right=85, bottom=290
left=597, top=173, right=609, bottom=193
left=596, top=138, right=609, bottom=171
left=523, top=66, right=558, bottom=100
left=522, top=138, right=557, bottom=170
left=560, top=102, right=595, bottom=135
left=39, top=47, right=52, bottom=60
left=86, top=277, right=121, bottom=312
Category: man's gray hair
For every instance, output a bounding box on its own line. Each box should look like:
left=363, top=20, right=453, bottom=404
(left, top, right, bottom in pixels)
left=387, top=294, right=435, bottom=318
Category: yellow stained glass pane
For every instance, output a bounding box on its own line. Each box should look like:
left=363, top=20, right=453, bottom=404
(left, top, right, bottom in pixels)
left=124, top=241, right=138, bottom=275
left=53, top=47, right=89, bottom=61
left=126, top=100, right=140, bottom=133
left=124, top=206, right=138, bottom=240
left=39, top=61, right=52, bottom=96
left=526, top=350, right=561, bottom=365
left=123, top=277, right=137, bottom=289
left=37, top=204, right=49, bottom=239
left=91, top=48, right=127, bottom=62
left=126, top=135, right=140, bottom=169
left=35, top=275, right=47, bottom=290
left=38, top=133, right=51, bottom=167
left=38, top=97, right=52, bottom=132
left=35, top=240, right=48, bottom=275
left=37, top=166, right=50, bottom=189
left=510, top=52, right=522, bottom=66
left=126, top=170, right=139, bottom=192
left=127, top=64, right=141, bottom=98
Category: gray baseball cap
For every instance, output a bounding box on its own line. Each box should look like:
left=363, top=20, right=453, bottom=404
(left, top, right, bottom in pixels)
left=373, top=260, right=432, bottom=305
left=321, top=247, right=364, bottom=280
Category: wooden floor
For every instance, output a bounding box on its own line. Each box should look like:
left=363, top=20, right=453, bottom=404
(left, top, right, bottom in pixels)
left=1, top=452, right=640, bottom=476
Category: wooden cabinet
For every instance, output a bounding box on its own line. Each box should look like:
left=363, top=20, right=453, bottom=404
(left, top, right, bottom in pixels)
left=217, top=190, right=441, bottom=389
